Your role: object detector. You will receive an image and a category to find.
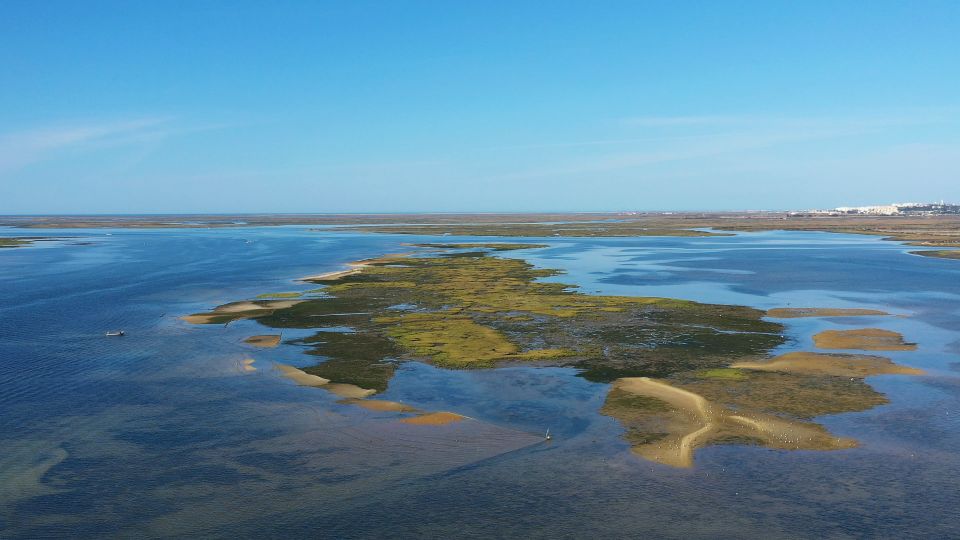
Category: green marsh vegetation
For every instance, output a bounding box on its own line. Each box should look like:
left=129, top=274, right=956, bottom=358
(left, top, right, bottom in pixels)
left=0, top=239, right=29, bottom=248
left=184, top=242, right=922, bottom=465
left=911, top=250, right=960, bottom=260
left=255, top=292, right=303, bottom=299
left=187, top=241, right=781, bottom=381
left=0, top=237, right=43, bottom=248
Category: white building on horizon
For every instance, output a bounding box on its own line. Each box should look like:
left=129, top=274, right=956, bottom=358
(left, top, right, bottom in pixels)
left=834, top=205, right=900, bottom=215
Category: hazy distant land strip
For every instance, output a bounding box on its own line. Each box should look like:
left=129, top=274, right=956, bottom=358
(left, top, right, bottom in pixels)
left=3, top=213, right=959, bottom=259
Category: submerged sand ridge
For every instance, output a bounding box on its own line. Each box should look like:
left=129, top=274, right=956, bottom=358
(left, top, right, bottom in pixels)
left=814, top=328, right=917, bottom=351
left=274, top=363, right=460, bottom=420
left=342, top=399, right=420, bottom=413
left=400, top=412, right=466, bottom=425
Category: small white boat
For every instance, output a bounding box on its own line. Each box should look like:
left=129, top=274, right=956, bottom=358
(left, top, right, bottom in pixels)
left=105, top=330, right=125, bottom=337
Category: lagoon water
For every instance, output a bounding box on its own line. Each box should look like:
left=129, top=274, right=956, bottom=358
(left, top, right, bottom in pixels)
left=1, top=227, right=959, bottom=538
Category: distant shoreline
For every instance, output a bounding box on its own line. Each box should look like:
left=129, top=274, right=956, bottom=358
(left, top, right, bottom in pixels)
left=4, top=212, right=958, bottom=259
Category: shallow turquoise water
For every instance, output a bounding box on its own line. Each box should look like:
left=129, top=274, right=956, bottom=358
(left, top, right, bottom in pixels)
left=1, top=227, right=958, bottom=538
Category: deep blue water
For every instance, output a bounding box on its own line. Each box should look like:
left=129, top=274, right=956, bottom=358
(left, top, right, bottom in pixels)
left=1, top=227, right=958, bottom=538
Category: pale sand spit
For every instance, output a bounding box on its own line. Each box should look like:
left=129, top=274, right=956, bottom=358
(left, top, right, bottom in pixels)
left=274, top=363, right=377, bottom=398
left=609, top=377, right=856, bottom=468
left=733, top=351, right=924, bottom=377
left=244, top=335, right=281, bottom=348
left=766, top=307, right=889, bottom=318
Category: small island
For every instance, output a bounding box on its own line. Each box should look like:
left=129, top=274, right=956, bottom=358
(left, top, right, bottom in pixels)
left=184, top=243, right=923, bottom=467
left=813, top=328, right=917, bottom=351
left=0, top=237, right=47, bottom=249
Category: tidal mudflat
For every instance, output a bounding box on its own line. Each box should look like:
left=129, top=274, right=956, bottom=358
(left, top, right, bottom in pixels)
left=2, top=227, right=959, bottom=538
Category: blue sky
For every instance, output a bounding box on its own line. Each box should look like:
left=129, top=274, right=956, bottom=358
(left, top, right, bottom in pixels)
left=1, top=1, right=958, bottom=213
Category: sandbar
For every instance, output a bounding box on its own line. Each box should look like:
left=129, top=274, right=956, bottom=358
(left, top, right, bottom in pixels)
left=300, top=254, right=412, bottom=282
left=733, top=352, right=923, bottom=377
left=218, top=300, right=302, bottom=313
left=275, top=363, right=331, bottom=386
left=323, top=383, right=377, bottom=399
left=181, top=299, right=304, bottom=324
left=244, top=335, right=281, bottom=348
left=766, top=307, right=889, bottom=318
left=181, top=313, right=221, bottom=324
left=813, top=328, right=917, bottom=351
left=301, top=267, right=365, bottom=282
left=274, top=363, right=378, bottom=399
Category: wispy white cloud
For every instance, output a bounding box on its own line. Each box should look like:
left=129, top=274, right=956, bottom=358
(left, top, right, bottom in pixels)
left=488, top=110, right=960, bottom=182
left=620, top=110, right=960, bottom=129
left=0, top=117, right=173, bottom=174
left=620, top=115, right=747, bottom=127
left=478, top=111, right=959, bottom=156
left=474, top=133, right=726, bottom=153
